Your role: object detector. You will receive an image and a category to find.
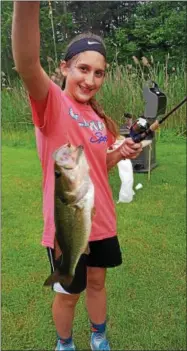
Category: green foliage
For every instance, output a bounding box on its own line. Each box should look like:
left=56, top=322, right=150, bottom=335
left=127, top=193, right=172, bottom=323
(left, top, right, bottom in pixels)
left=131, top=1, right=186, bottom=64
left=105, top=28, right=138, bottom=64
left=1, top=83, right=31, bottom=133
left=1, top=1, right=15, bottom=83
left=1, top=1, right=186, bottom=81
left=39, top=3, right=77, bottom=69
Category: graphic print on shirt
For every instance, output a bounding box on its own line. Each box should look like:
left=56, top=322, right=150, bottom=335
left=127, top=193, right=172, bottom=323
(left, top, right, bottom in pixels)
left=69, top=107, right=108, bottom=144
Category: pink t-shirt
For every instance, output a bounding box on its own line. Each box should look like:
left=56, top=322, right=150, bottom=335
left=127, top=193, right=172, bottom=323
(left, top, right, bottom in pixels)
left=30, top=80, right=117, bottom=248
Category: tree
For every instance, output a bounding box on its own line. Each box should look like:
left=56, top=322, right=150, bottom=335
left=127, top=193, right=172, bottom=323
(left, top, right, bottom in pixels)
left=131, top=1, right=186, bottom=64
left=1, top=1, right=14, bottom=83
left=1, top=0, right=186, bottom=82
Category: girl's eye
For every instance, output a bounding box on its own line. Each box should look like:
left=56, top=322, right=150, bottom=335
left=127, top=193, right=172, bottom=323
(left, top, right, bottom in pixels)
left=95, top=71, right=104, bottom=78
left=80, top=67, right=87, bottom=72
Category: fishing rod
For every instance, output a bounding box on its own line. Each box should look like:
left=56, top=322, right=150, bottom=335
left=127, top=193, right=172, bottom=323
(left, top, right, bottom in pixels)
left=124, top=81, right=187, bottom=143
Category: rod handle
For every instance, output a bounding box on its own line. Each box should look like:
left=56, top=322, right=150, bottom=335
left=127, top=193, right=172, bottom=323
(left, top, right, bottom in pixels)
left=149, top=120, right=160, bottom=132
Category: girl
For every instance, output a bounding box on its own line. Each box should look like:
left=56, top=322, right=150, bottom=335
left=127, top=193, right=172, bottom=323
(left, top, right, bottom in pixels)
left=12, top=2, right=142, bottom=350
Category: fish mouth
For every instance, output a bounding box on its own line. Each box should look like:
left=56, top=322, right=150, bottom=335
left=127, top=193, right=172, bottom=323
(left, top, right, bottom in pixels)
left=65, top=145, right=84, bottom=167
left=54, top=144, right=84, bottom=170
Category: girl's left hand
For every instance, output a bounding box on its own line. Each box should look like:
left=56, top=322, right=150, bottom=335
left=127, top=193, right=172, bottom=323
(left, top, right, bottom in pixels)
left=120, top=138, right=142, bottom=160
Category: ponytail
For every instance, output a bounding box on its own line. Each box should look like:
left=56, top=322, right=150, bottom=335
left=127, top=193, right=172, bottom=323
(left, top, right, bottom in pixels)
left=90, top=97, right=119, bottom=138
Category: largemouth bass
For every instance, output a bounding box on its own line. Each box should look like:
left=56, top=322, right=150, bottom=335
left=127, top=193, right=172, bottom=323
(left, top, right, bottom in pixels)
left=44, top=143, right=95, bottom=288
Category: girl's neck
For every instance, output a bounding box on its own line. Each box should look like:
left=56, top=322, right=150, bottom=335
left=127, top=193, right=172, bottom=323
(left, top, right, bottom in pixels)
left=63, top=89, right=90, bottom=106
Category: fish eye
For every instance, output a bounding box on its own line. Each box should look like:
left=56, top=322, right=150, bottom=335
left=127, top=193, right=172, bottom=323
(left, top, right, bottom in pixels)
left=55, top=170, right=61, bottom=178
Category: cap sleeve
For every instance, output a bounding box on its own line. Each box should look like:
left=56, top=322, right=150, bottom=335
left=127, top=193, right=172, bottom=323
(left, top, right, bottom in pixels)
left=29, top=80, right=63, bottom=131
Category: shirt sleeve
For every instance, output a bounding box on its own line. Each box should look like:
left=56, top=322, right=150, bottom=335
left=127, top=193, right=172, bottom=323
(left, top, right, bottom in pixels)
left=29, top=80, right=63, bottom=131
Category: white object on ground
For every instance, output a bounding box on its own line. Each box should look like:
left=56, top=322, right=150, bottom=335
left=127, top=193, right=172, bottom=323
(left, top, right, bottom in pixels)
left=107, top=137, right=135, bottom=204
left=117, top=159, right=135, bottom=203
left=135, top=183, right=143, bottom=190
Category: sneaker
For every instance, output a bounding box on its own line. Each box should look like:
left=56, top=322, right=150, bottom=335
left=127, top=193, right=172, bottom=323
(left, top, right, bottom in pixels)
left=55, top=339, right=76, bottom=351
left=90, top=332, right=110, bottom=351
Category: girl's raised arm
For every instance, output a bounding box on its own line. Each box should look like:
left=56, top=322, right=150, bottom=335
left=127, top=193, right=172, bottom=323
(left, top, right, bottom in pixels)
left=12, top=1, right=50, bottom=100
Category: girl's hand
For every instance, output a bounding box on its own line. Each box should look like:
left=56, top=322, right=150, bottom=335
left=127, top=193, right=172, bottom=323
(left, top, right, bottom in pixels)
left=120, top=138, right=142, bottom=160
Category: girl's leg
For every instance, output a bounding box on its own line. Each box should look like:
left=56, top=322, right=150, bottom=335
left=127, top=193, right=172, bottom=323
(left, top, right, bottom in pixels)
left=52, top=292, right=80, bottom=339
left=86, top=267, right=106, bottom=324
left=86, top=267, right=110, bottom=350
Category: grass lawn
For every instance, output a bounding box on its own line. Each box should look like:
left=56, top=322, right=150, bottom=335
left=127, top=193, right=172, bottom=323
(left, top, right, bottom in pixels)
left=1, top=139, right=186, bottom=351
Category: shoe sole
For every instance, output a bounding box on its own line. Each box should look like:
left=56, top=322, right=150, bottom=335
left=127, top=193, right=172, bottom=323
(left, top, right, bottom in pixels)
left=90, top=341, right=110, bottom=351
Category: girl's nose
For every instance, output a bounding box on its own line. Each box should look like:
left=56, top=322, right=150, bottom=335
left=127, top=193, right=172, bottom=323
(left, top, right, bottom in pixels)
left=85, top=73, right=95, bottom=87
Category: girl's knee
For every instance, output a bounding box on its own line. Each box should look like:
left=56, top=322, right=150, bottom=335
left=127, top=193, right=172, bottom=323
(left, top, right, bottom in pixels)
left=87, top=267, right=106, bottom=291
left=55, top=292, right=80, bottom=307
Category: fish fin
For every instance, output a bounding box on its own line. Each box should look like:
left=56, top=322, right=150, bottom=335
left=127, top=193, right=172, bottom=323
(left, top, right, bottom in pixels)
left=59, top=275, right=74, bottom=288
left=84, top=243, right=90, bottom=255
left=43, top=270, right=74, bottom=288
left=54, top=236, right=62, bottom=260
left=91, top=207, right=96, bottom=220
left=43, top=270, right=61, bottom=286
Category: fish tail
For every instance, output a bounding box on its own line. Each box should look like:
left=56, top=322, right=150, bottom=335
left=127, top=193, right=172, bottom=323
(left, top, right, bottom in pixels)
left=59, top=275, right=74, bottom=288
left=43, top=269, right=74, bottom=288
left=43, top=270, right=61, bottom=286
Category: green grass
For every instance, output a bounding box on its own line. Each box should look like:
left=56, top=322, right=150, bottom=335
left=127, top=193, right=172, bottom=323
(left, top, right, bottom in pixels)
left=1, top=139, right=186, bottom=350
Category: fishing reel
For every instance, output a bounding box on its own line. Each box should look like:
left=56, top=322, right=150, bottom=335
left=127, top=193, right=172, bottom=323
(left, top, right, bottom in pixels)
left=129, top=116, right=151, bottom=142
left=124, top=81, right=167, bottom=143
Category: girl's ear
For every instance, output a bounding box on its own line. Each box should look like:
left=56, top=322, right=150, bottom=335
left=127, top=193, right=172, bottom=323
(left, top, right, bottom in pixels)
left=60, top=60, right=68, bottom=77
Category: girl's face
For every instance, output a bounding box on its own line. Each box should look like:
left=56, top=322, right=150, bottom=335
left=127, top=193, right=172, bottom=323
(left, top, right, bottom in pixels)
left=61, top=51, right=106, bottom=103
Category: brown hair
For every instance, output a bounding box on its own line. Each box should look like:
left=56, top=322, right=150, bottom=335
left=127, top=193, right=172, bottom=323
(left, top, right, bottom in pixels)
left=61, top=32, right=119, bottom=138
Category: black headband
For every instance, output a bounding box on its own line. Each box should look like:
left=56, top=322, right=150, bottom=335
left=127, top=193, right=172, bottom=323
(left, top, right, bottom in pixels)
left=64, top=38, right=106, bottom=61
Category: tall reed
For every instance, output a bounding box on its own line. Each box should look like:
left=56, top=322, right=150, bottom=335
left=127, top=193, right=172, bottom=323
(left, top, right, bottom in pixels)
left=97, top=58, right=186, bottom=135
left=2, top=59, right=186, bottom=147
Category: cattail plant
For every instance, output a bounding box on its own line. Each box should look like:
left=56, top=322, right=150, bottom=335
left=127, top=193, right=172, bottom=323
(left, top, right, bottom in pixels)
left=2, top=58, right=186, bottom=147
left=141, top=56, right=151, bottom=67
left=132, top=56, right=139, bottom=65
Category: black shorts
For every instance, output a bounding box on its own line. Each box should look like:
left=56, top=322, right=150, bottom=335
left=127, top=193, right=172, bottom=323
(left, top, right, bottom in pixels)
left=47, top=236, right=122, bottom=294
